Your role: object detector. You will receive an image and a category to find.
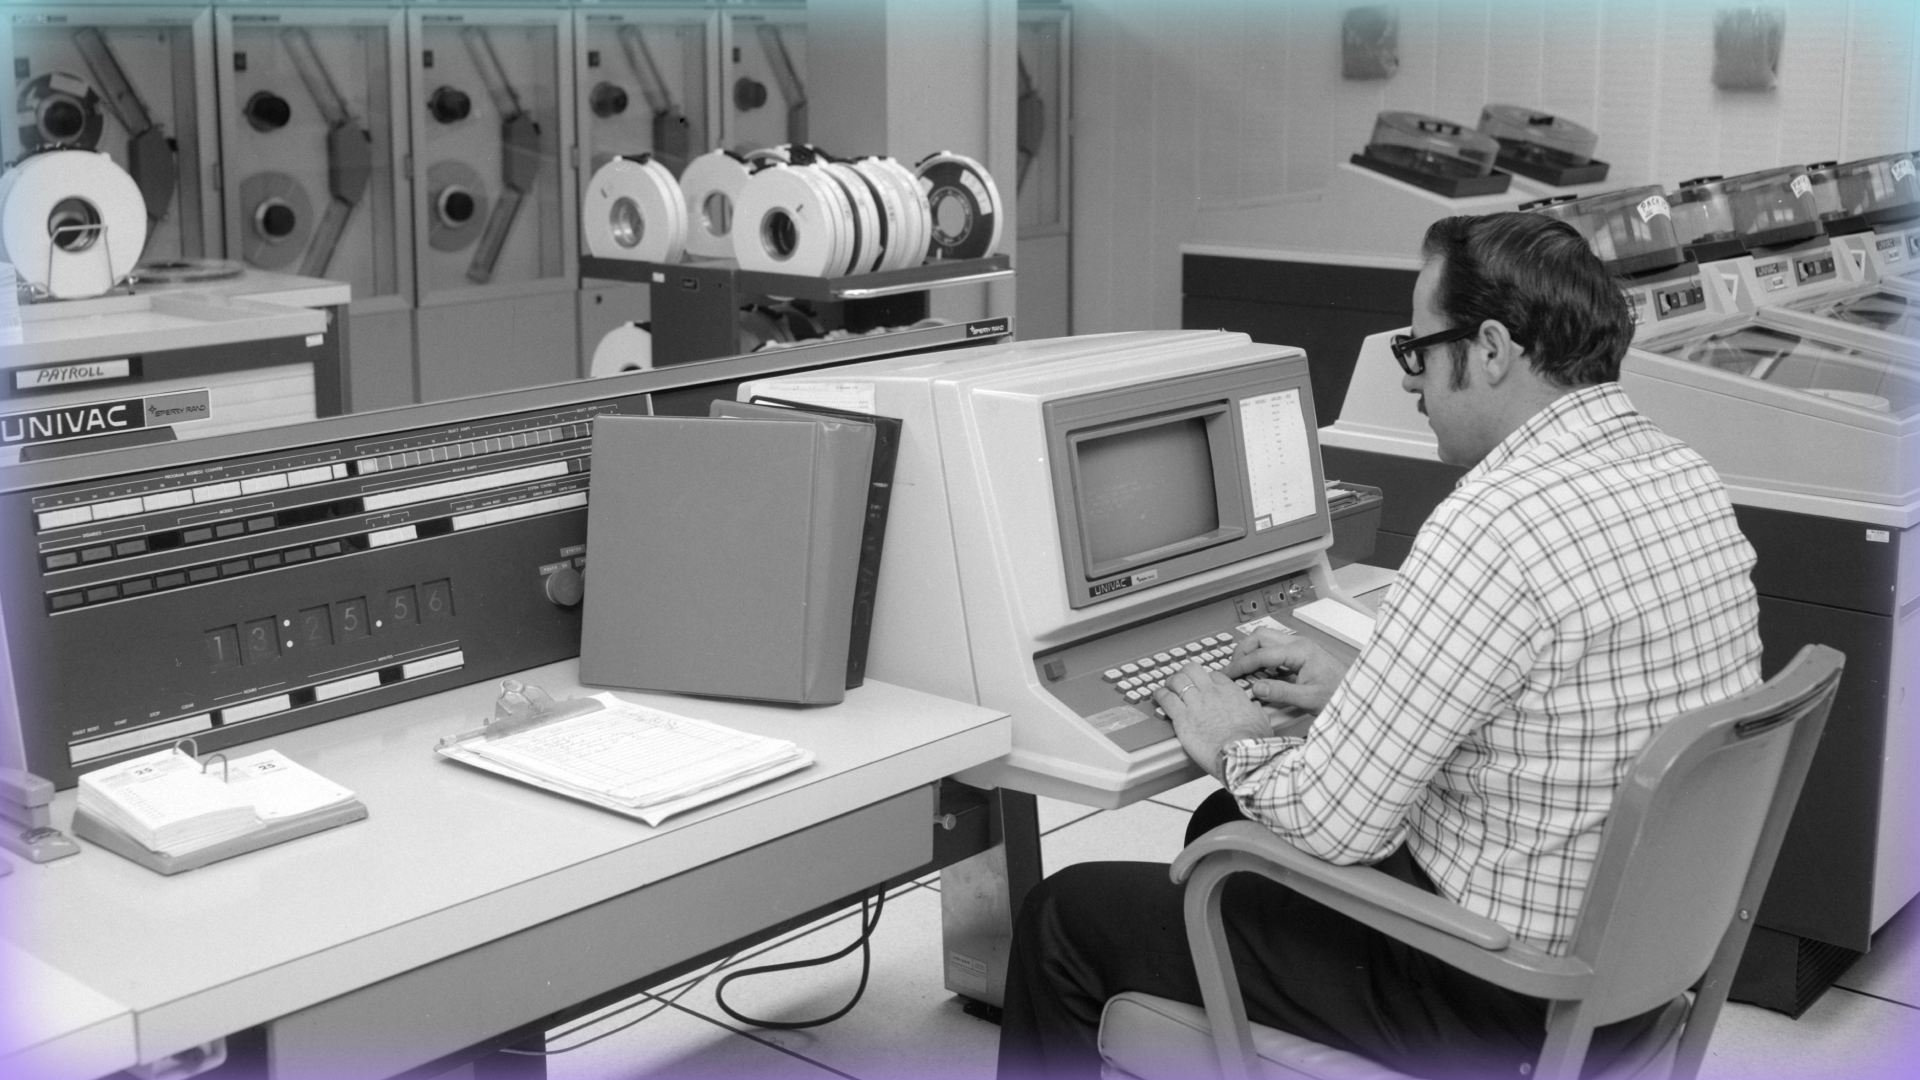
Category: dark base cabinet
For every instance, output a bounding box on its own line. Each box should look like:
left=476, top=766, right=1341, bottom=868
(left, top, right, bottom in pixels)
left=1309, top=444, right=1907, bottom=1015
left=1182, top=254, right=1416, bottom=427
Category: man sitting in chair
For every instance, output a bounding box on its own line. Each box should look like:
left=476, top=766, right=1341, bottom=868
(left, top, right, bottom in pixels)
left=997, top=212, right=1764, bottom=1080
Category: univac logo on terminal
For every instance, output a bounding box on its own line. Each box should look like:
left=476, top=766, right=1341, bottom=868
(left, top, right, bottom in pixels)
left=1089, top=568, right=1157, bottom=599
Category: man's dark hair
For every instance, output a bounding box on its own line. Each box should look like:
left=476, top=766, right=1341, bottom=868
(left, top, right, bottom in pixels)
left=1420, top=212, right=1634, bottom=389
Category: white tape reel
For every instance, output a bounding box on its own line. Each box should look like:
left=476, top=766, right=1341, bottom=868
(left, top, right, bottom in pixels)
left=0, top=149, right=147, bottom=299
left=584, top=156, right=687, bottom=263
left=733, top=163, right=843, bottom=276
left=859, top=156, right=929, bottom=271
left=916, top=151, right=1003, bottom=261
left=680, top=149, right=752, bottom=259
left=820, top=162, right=883, bottom=275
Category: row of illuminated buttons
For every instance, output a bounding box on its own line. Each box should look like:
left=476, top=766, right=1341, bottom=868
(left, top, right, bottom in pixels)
left=47, top=540, right=349, bottom=613
left=68, top=650, right=466, bottom=767
left=44, top=513, right=279, bottom=573
left=35, top=463, right=350, bottom=532
left=330, top=489, right=589, bottom=554
left=1102, top=634, right=1238, bottom=682
left=361, top=459, right=575, bottom=512
left=358, top=422, right=589, bottom=475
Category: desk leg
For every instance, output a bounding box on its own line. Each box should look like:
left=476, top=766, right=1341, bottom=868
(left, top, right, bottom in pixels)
left=939, top=788, right=1041, bottom=1010
left=471, top=1035, right=546, bottom=1080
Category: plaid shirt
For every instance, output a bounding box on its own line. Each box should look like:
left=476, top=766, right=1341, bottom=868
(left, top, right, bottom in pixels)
left=1222, top=382, right=1762, bottom=954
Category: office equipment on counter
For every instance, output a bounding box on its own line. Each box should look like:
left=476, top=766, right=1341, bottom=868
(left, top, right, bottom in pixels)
left=578, top=411, right=873, bottom=705
left=742, top=330, right=1368, bottom=806
left=1351, top=111, right=1511, bottom=198
left=1477, top=105, right=1607, bottom=187
left=713, top=396, right=903, bottom=688
left=0, top=319, right=1009, bottom=790
left=71, top=744, right=364, bottom=875
left=0, top=288, right=333, bottom=465
left=0, top=765, right=80, bottom=863
left=437, top=684, right=813, bottom=826
left=1291, top=596, right=1377, bottom=651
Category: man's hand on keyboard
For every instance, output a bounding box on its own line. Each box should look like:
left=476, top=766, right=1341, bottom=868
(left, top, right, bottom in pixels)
left=1154, top=665, right=1269, bottom=782
left=1228, top=629, right=1347, bottom=715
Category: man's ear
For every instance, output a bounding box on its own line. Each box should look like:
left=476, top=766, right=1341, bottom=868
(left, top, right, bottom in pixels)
left=1474, top=319, right=1525, bottom=385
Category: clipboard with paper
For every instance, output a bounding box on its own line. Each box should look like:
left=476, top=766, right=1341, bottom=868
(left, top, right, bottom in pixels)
left=436, top=681, right=816, bottom=826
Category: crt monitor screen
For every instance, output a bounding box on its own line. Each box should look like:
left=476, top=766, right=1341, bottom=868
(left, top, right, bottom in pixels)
left=1074, top=415, right=1225, bottom=571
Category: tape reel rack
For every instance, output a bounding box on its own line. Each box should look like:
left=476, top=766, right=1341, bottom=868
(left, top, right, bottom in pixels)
left=579, top=251, right=1012, bottom=367
left=0, top=318, right=1011, bottom=789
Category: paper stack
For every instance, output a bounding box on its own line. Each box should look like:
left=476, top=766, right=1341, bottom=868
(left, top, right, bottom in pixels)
left=441, top=694, right=815, bottom=826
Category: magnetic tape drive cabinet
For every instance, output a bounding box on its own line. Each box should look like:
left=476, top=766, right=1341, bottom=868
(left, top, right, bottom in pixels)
left=3, top=4, right=223, bottom=265
left=0, top=320, right=1012, bottom=789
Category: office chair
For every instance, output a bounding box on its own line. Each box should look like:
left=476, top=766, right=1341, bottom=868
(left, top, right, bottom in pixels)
left=1098, top=644, right=1845, bottom=1080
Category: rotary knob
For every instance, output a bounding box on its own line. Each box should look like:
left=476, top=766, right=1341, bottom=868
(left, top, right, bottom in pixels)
left=544, top=565, right=584, bottom=608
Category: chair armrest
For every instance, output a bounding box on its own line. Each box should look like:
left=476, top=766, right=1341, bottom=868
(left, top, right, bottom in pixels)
left=1173, top=822, right=1512, bottom=948
left=1173, top=822, right=1594, bottom=998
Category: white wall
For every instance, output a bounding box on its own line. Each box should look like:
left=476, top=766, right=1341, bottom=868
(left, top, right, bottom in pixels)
left=1070, top=0, right=1920, bottom=333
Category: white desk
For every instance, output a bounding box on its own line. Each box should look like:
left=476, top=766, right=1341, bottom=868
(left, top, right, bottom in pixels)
left=0, top=660, right=1010, bottom=1080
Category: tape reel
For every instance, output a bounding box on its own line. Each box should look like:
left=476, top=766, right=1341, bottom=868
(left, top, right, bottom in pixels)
left=583, top=156, right=686, bottom=263
left=0, top=150, right=147, bottom=299
left=680, top=149, right=752, bottom=259
left=820, top=162, right=882, bottom=275
left=239, top=171, right=315, bottom=271
left=858, top=157, right=929, bottom=271
left=916, top=151, right=1003, bottom=261
left=16, top=72, right=104, bottom=153
left=733, top=163, right=839, bottom=277
left=426, top=160, right=490, bottom=253
left=590, top=322, right=653, bottom=377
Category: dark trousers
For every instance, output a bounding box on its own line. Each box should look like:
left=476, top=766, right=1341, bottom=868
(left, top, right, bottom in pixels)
left=997, top=790, right=1657, bottom=1080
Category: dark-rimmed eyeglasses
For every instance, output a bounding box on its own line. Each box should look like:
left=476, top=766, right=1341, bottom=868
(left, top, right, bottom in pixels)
left=1389, top=326, right=1476, bottom=376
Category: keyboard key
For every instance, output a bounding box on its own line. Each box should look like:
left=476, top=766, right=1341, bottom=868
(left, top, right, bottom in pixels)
left=1103, top=668, right=1124, bottom=682
left=50, top=592, right=84, bottom=610
left=188, top=566, right=218, bottom=583
left=120, top=578, right=153, bottom=597
left=1120, top=662, right=1140, bottom=675
left=182, top=528, right=214, bottom=544
left=1124, top=689, right=1145, bottom=702
left=44, top=552, right=78, bottom=570
left=80, top=545, right=112, bottom=563
left=1168, top=645, right=1188, bottom=658
left=155, top=572, right=187, bottom=589
left=215, top=522, right=245, bottom=538
left=1152, top=652, right=1172, bottom=664
left=115, top=539, right=148, bottom=557
left=85, top=585, right=119, bottom=603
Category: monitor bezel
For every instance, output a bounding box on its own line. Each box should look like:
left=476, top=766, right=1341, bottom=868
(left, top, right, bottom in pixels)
left=1044, top=357, right=1329, bottom=610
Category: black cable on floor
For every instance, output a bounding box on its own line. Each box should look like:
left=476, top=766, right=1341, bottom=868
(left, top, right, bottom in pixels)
left=714, top=887, right=888, bottom=1031
left=499, top=954, right=735, bottom=1056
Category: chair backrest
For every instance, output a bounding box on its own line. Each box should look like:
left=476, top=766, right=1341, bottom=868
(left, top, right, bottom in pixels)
left=1562, top=644, right=1843, bottom=1026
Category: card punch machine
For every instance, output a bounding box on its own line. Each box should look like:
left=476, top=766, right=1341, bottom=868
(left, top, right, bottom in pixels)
left=742, top=330, right=1377, bottom=808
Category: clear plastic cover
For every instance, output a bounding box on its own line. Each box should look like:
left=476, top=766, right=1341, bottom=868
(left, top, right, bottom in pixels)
left=220, top=14, right=403, bottom=302
left=1827, top=153, right=1920, bottom=223
left=1365, top=111, right=1499, bottom=180
left=1529, top=185, right=1683, bottom=273
left=412, top=14, right=568, bottom=299
left=6, top=8, right=216, bottom=264
left=1651, top=324, right=1920, bottom=417
left=1788, top=289, right=1920, bottom=341
left=721, top=8, right=806, bottom=154
left=1016, top=9, right=1068, bottom=235
left=1669, top=176, right=1738, bottom=248
left=575, top=9, right=712, bottom=181
left=1722, top=166, right=1822, bottom=247
left=1804, top=161, right=1846, bottom=221
left=1477, top=105, right=1598, bottom=166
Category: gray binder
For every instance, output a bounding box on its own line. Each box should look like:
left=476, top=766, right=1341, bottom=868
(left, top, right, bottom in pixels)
left=579, top=414, right=875, bottom=704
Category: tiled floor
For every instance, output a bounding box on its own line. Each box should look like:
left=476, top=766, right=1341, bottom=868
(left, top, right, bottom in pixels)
left=549, top=780, right=1920, bottom=1079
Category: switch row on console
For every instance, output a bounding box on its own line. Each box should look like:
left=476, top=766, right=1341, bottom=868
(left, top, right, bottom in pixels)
left=34, top=462, right=349, bottom=532
left=47, top=540, right=351, bottom=613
